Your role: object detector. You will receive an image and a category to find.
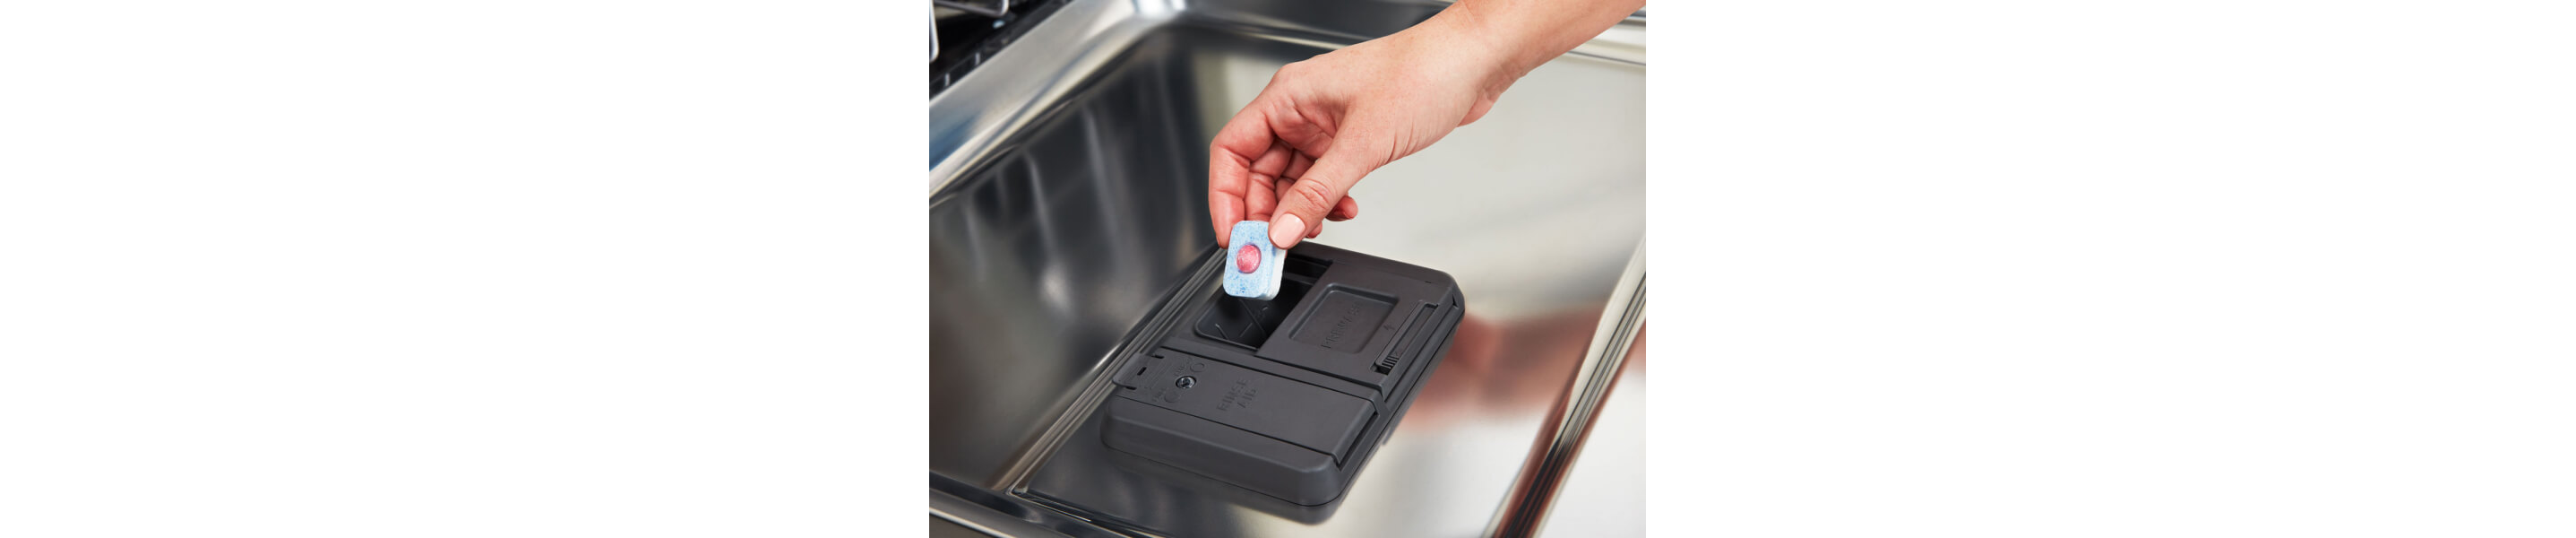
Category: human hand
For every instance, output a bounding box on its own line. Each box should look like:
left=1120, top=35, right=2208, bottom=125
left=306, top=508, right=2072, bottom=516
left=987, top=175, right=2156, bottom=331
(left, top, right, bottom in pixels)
left=1204, top=15, right=1512, bottom=249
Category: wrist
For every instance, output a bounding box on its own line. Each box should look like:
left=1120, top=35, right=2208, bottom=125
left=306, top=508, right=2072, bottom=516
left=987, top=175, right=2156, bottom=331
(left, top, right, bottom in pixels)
left=1405, top=5, right=1523, bottom=96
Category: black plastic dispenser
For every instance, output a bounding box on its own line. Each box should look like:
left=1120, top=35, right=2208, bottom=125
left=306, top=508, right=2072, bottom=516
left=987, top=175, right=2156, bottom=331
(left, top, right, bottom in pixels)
left=1101, top=241, right=1465, bottom=507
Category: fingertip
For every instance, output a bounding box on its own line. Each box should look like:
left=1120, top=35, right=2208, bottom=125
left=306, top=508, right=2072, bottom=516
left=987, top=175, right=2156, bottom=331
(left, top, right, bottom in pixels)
left=1268, top=213, right=1305, bottom=249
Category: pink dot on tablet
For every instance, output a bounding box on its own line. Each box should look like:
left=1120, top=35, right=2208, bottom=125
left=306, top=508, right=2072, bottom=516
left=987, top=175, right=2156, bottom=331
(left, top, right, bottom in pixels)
left=1235, top=244, right=1261, bottom=273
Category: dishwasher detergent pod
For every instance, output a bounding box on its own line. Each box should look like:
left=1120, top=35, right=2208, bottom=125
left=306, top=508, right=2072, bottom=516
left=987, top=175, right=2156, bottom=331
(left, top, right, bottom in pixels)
left=1223, top=221, right=1283, bottom=300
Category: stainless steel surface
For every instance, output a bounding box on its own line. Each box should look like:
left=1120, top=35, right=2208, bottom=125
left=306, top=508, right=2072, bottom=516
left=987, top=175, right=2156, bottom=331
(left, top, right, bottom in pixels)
left=935, top=473, right=1120, bottom=538
left=928, top=24, right=1217, bottom=486
left=930, top=0, right=1645, bottom=535
left=935, top=0, right=1013, bottom=18
left=933, top=516, right=999, bottom=538
left=1491, top=248, right=1646, bottom=537
left=928, top=0, right=1170, bottom=187
left=1537, top=328, right=1647, bottom=538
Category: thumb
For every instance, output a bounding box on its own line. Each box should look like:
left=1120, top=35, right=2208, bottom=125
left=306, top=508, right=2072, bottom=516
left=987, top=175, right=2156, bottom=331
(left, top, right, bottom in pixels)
left=1268, top=145, right=1383, bottom=248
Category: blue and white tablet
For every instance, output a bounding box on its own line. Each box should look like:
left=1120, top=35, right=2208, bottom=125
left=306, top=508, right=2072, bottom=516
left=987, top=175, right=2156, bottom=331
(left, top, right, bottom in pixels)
left=1222, top=221, right=1284, bottom=300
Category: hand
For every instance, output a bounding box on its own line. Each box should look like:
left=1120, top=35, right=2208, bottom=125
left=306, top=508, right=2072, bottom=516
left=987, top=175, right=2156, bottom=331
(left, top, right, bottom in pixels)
left=1205, top=15, right=1511, bottom=249
left=1205, top=0, right=1643, bottom=249
left=1210, top=0, right=1649, bottom=248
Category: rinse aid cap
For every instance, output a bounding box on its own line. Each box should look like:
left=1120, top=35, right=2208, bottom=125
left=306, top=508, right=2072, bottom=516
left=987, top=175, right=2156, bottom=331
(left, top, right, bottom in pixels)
left=1222, top=221, right=1283, bottom=300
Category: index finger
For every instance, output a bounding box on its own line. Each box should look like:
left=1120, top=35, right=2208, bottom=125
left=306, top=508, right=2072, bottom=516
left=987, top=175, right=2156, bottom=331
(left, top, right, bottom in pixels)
left=1208, top=98, right=1288, bottom=243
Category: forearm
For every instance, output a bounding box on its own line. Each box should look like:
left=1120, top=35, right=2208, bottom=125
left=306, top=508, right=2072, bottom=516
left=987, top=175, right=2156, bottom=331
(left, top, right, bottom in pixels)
left=1419, top=0, right=1643, bottom=84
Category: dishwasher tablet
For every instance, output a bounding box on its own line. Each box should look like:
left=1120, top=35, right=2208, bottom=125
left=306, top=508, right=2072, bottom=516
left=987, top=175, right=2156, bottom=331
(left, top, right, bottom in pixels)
left=1222, top=221, right=1284, bottom=300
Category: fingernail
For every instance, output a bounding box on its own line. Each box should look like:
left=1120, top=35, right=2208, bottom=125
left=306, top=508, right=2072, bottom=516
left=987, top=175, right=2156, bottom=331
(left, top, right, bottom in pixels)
left=1270, top=214, right=1305, bottom=247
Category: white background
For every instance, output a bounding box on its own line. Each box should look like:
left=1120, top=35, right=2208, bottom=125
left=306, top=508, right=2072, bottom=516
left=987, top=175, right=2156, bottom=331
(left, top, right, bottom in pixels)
left=1674, top=0, right=2576, bottom=535
left=3, top=2, right=907, bottom=535
left=2, top=1, right=2571, bottom=536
